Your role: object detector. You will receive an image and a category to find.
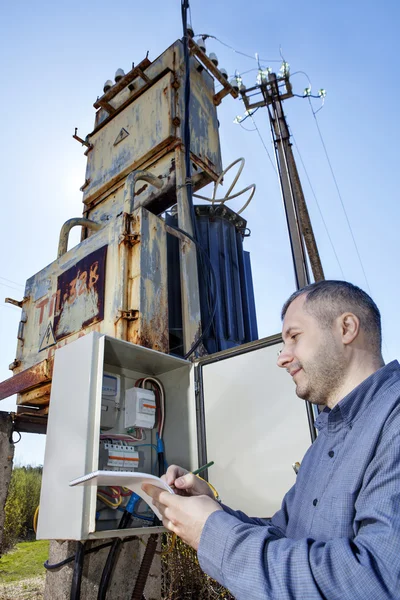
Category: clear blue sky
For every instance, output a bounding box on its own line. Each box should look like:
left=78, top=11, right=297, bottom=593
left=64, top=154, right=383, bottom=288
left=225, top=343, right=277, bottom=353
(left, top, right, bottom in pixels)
left=1, top=0, right=399, bottom=464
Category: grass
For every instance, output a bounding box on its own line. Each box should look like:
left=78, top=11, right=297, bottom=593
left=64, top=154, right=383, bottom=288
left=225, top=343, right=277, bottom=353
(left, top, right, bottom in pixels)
left=0, top=540, right=49, bottom=583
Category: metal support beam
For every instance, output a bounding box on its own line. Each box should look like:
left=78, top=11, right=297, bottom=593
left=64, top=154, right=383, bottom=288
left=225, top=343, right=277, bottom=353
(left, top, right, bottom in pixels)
left=174, top=146, right=202, bottom=355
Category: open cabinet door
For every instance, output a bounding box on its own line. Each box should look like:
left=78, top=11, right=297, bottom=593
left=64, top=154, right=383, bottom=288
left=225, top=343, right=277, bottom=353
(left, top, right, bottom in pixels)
left=196, top=335, right=313, bottom=518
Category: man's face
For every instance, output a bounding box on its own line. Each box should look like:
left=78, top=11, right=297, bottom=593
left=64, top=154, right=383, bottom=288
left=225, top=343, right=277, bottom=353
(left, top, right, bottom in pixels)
left=277, top=294, right=346, bottom=406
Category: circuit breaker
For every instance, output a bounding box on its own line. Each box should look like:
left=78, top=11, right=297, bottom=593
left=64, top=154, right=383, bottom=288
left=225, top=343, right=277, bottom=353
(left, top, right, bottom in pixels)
left=125, top=388, right=156, bottom=429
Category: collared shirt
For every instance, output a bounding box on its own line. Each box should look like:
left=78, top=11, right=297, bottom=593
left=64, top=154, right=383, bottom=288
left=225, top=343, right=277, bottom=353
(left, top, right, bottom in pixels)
left=198, top=360, right=400, bottom=600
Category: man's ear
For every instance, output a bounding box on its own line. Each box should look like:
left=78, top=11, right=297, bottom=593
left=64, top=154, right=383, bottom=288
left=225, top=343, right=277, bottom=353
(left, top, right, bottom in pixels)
left=340, top=313, right=360, bottom=345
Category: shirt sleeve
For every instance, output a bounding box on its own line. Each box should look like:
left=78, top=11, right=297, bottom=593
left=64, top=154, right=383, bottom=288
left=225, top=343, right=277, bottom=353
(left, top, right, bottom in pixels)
left=220, top=482, right=296, bottom=533
left=198, top=415, right=400, bottom=600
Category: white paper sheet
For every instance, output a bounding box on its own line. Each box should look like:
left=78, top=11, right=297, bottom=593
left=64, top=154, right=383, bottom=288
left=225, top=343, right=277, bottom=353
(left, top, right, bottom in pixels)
left=69, top=470, right=174, bottom=520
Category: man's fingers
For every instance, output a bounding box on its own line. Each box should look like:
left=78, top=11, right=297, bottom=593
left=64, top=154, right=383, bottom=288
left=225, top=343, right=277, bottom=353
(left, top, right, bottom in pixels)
left=142, top=484, right=182, bottom=508
left=165, top=465, right=188, bottom=486
left=174, top=473, right=197, bottom=490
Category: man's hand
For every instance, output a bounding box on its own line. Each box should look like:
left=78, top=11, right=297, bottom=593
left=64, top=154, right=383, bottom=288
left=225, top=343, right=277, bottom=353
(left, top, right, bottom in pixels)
left=162, top=464, right=215, bottom=499
left=142, top=484, right=222, bottom=550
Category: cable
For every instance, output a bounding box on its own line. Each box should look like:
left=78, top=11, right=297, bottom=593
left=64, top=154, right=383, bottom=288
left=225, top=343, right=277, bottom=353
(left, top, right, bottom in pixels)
left=181, top=0, right=198, bottom=240
left=249, top=114, right=278, bottom=175
left=70, top=542, right=85, bottom=600
left=44, top=537, right=138, bottom=571
left=308, top=98, right=373, bottom=295
left=0, top=275, right=24, bottom=288
left=196, top=34, right=281, bottom=64
left=97, top=510, right=133, bottom=600
left=0, top=281, right=25, bottom=293
left=193, top=157, right=255, bottom=215
left=291, top=133, right=346, bottom=280
left=33, top=505, right=39, bottom=534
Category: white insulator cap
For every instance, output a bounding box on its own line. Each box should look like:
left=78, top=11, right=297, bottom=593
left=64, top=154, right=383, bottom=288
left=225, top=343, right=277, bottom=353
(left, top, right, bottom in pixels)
left=187, top=23, right=194, bottom=37
left=229, top=78, right=239, bottom=92
left=115, top=68, right=125, bottom=82
left=220, top=68, right=228, bottom=79
left=240, top=83, right=247, bottom=94
left=197, top=37, right=206, bottom=53
left=103, top=80, right=113, bottom=93
left=209, top=52, right=218, bottom=66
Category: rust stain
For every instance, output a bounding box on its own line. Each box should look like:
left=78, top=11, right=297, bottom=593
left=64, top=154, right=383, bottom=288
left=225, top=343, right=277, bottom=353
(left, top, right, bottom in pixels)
left=0, top=358, right=53, bottom=402
left=18, top=383, right=52, bottom=407
left=129, top=312, right=169, bottom=354
left=135, top=184, right=148, bottom=196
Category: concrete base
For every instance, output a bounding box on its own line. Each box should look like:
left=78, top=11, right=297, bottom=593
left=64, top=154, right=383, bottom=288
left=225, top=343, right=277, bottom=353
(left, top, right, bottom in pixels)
left=44, top=535, right=161, bottom=599
left=0, top=412, right=14, bottom=555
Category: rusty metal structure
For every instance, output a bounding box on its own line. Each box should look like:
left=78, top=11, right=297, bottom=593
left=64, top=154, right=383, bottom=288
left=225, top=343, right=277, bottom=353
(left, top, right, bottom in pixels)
left=0, top=38, right=256, bottom=435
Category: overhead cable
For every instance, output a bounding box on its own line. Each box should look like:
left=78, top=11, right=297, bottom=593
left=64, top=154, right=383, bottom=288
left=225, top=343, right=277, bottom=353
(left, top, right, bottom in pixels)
left=291, top=133, right=346, bottom=280
left=196, top=34, right=281, bottom=64
left=308, top=98, right=373, bottom=295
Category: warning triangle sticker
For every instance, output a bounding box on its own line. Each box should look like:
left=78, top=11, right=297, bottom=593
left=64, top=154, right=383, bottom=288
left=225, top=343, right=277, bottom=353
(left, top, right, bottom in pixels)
left=114, top=128, right=129, bottom=146
left=39, top=322, right=57, bottom=352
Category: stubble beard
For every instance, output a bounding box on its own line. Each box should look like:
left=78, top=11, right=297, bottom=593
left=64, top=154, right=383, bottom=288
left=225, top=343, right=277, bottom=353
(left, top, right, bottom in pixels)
left=295, top=336, right=348, bottom=406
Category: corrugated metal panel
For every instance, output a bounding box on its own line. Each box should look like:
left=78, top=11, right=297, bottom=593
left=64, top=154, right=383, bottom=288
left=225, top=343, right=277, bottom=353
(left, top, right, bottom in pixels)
left=166, top=206, right=258, bottom=355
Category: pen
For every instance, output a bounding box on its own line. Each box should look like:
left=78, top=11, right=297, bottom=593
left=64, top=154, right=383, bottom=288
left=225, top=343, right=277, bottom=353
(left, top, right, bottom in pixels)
left=192, top=461, right=214, bottom=476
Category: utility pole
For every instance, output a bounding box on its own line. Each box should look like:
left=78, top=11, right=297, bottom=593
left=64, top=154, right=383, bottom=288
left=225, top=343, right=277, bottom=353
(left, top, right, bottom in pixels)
left=242, top=71, right=325, bottom=289
left=242, top=68, right=324, bottom=442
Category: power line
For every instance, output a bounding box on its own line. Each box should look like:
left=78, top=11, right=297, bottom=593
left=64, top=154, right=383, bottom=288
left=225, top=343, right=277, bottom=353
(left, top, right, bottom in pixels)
left=308, top=98, right=373, bottom=295
left=0, top=281, right=24, bottom=293
left=196, top=34, right=282, bottom=64
left=0, top=276, right=24, bottom=288
left=291, top=133, right=346, bottom=280
left=249, top=114, right=278, bottom=175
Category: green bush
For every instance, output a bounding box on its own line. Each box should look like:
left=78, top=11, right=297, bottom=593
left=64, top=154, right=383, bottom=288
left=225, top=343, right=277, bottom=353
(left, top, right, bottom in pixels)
left=3, top=466, right=42, bottom=552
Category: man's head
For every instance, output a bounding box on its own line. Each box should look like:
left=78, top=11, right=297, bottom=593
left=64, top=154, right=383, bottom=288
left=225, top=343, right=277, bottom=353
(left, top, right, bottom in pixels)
left=277, top=280, right=383, bottom=407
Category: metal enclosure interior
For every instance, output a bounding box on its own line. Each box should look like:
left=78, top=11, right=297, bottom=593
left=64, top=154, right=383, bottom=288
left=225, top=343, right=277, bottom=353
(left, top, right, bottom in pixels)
left=37, top=333, right=311, bottom=541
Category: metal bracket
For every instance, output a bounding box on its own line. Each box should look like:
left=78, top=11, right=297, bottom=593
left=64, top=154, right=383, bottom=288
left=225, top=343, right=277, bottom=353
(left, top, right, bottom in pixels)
left=119, top=309, right=139, bottom=321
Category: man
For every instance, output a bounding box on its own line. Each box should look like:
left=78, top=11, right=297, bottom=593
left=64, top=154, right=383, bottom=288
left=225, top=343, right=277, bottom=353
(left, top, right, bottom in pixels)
left=143, top=280, right=400, bottom=599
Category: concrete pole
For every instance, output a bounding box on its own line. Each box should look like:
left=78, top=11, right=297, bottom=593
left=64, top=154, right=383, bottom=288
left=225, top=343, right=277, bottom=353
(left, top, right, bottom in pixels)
left=0, top=412, right=14, bottom=555
left=267, top=73, right=324, bottom=285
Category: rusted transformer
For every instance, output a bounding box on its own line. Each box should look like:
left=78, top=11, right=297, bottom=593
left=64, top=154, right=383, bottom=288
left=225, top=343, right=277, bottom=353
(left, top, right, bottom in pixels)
left=0, top=39, right=238, bottom=433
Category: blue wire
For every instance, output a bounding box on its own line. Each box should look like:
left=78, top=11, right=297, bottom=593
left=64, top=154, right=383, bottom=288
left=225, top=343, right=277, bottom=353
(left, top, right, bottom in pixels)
left=132, top=511, right=153, bottom=522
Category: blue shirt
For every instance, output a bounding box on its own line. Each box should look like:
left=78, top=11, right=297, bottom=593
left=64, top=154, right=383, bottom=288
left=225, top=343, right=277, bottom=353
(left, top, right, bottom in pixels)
left=198, top=360, right=400, bottom=599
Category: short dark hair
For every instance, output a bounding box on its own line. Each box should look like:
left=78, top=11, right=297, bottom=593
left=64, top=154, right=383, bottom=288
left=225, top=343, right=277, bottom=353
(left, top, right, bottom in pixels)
left=281, top=280, right=382, bottom=353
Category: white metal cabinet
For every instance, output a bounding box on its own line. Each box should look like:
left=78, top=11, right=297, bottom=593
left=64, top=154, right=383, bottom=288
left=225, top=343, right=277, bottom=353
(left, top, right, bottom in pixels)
left=197, top=337, right=311, bottom=517
left=37, top=333, right=312, bottom=540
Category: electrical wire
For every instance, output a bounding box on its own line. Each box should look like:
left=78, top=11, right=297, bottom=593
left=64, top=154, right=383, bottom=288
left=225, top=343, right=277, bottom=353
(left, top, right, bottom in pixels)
left=308, top=98, right=373, bottom=295
left=44, top=537, right=138, bottom=571
left=196, top=34, right=281, bottom=63
left=141, top=377, right=165, bottom=438
left=290, top=133, right=346, bottom=280
left=70, top=542, right=85, bottom=600
left=0, top=281, right=25, bottom=293
left=249, top=114, right=278, bottom=175
left=0, top=275, right=24, bottom=288
left=33, top=505, right=39, bottom=534
left=193, top=157, right=256, bottom=215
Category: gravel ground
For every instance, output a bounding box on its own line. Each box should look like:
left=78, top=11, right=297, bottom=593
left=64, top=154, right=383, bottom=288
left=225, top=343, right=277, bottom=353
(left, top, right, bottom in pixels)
left=0, top=575, right=45, bottom=600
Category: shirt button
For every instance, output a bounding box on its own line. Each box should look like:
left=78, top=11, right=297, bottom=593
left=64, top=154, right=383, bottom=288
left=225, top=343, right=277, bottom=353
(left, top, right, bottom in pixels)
left=313, top=498, right=318, bottom=506
left=328, top=450, right=334, bottom=458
